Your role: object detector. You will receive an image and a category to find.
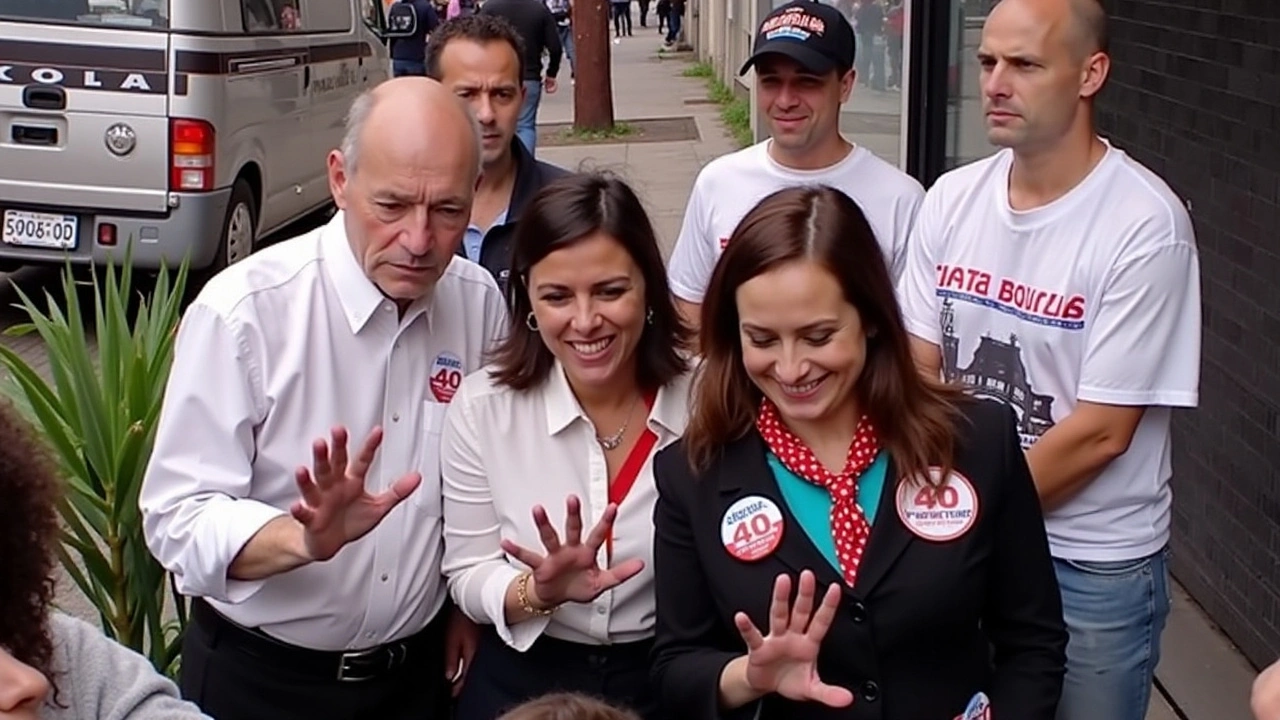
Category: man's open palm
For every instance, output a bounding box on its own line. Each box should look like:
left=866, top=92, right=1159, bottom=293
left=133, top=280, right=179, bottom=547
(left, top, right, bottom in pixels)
left=291, top=426, right=421, bottom=562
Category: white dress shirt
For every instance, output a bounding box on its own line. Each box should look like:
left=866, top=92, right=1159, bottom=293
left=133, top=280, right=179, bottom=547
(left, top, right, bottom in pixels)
left=140, top=212, right=508, bottom=651
left=441, top=362, right=692, bottom=651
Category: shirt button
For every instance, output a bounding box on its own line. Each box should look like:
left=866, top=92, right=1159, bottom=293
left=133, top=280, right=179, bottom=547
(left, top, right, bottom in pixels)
left=366, top=631, right=375, bottom=639
left=860, top=680, right=880, bottom=702
left=596, top=606, right=607, bottom=615
left=381, top=573, right=389, bottom=582
left=392, top=413, right=400, bottom=422
left=849, top=601, right=868, bottom=623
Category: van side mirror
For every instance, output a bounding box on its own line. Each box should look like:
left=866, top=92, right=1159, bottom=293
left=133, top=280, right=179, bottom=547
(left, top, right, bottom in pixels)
left=361, top=0, right=389, bottom=37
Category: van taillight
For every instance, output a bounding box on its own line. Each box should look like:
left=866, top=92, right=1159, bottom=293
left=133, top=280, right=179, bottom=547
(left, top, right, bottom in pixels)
left=170, top=118, right=215, bottom=192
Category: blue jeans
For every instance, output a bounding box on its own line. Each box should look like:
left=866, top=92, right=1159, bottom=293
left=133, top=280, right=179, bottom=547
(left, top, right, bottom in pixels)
left=558, top=25, right=575, bottom=77
left=392, top=59, right=426, bottom=77
left=1053, top=546, right=1172, bottom=720
left=665, top=10, right=681, bottom=44
left=517, top=79, right=541, bottom=155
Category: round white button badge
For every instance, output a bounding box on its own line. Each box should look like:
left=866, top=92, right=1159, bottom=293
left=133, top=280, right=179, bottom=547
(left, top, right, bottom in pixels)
left=896, top=470, right=980, bottom=542
left=721, top=495, right=785, bottom=562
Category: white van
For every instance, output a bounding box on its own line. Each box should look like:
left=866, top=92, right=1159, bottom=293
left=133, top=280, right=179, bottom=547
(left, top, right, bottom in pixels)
left=0, top=0, right=394, bottom=275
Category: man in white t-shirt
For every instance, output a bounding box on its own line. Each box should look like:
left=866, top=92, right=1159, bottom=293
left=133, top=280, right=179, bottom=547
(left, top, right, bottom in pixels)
left=898, top=1, right=1200, bottom=719
left=666, top=0, right=924, bottom=331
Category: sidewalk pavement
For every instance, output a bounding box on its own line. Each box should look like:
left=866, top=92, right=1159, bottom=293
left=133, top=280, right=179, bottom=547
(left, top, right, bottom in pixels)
left=533, top=36, right=739, bottom=258
left=531, top=32, right=1262, bottom=720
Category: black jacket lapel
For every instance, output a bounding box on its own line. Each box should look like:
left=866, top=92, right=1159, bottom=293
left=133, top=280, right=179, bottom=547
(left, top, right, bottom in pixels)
left=852, top=457, right=914, bottom=597
left=716, top=431, right=846, bottom=591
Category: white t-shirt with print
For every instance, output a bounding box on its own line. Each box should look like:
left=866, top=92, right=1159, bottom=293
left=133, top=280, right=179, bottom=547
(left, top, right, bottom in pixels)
left=667, top=140, right=925, bottom=303
left=898, top=140, right=1201, bottom=562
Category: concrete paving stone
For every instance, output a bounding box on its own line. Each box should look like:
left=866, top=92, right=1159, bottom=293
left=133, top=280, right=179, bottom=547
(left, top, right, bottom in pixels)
left=629, top=142, right=707, bottom=164
left=1155, top=583, right=1258, bottom=720
left=647, top=211, right=689, bottom=257
left=630, top=173, right=695, bottom=198
left=643, top=186, right=699, bottom=212
left=539, top=146, right=632, bottom=174
left=1146, top=693, right=1180, bottom=720
left=531, top=35, right=740, bottom=232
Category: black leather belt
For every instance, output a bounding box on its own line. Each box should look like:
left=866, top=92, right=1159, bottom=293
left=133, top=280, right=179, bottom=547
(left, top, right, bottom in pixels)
left=191, top=598, right=441, bottom=683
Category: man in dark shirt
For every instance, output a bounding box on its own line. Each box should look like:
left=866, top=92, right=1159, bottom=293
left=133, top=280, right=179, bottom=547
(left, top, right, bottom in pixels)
left=477, top=0, right=561, bottom=155
left=854, top=0, right=885, bottom=89
left=663, top=0, right=684, bottom=46
left=426, top=15, right=570, bottom=292
left=390, top=0, right=441, bottom=76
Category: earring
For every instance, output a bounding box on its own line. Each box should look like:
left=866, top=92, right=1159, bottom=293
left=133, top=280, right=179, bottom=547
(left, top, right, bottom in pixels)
left=646, top=307, right=654, bottom=325
left=526, top=312, right=539, bottom=331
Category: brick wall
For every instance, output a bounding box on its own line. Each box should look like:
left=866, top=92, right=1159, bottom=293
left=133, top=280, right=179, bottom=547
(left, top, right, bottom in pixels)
left=1094, top=0, right=1280, bottom=668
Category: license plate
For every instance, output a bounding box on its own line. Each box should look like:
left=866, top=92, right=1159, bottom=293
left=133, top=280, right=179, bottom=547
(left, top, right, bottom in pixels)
left=2, top=209, right=78, bottom=250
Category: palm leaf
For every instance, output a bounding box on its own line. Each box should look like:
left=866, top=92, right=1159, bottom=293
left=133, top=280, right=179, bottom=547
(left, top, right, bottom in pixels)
left=0, top=243, right=192, bottom=676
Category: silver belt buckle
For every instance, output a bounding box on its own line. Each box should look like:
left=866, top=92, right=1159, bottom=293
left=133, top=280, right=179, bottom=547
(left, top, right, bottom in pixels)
left=335, top=643, right=408, bottom=682
left=336, top=646, right=381, bottom=682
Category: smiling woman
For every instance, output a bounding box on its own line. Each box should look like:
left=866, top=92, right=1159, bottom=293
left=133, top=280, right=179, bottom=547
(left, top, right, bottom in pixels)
left=438, top=172, right=693, bottom=720
left=648, top=184, right=1070, bottom=720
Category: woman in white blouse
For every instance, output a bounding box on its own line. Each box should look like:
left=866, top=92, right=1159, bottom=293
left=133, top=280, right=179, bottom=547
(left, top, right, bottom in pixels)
left=441, top=172, right=695, bottom=720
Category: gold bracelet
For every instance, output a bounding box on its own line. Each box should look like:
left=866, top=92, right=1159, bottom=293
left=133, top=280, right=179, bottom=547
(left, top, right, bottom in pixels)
left=516, top=571, right=556, bottom=616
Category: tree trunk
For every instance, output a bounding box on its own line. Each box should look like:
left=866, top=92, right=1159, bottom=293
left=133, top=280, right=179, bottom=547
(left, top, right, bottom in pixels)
left=572, top=0, right=614, bottom=130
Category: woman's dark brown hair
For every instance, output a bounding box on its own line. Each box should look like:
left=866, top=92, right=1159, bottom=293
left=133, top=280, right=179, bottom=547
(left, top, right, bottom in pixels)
left=489, top=171, right=693, bottom=391
left=497, top=692, right=642, bottom=720
left=684, top=184, right=968, bottom=485
left=0, top=398, right=62, bottom=684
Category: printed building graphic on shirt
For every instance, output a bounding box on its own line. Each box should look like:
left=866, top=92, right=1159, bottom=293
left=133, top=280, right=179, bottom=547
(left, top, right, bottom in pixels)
left=939, top=297, right=1056, bottom=447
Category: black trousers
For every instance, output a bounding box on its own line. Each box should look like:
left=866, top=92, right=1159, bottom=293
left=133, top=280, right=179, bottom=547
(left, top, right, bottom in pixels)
left=454, top=628, right=658, bottom=720
left=180, top=600, right=450, bottom=720
left=611, top=2, right=632, bottom=35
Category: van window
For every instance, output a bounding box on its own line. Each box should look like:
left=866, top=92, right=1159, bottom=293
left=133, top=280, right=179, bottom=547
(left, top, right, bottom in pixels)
left=242, top=0, right=304, bottom=31
left=0, top=0, right=169, bottom=28
left=306, top=0, right=353, bottom=32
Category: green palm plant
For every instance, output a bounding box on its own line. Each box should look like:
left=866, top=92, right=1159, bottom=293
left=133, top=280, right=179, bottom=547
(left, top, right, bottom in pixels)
left=0, top=244, right=191, bottom=677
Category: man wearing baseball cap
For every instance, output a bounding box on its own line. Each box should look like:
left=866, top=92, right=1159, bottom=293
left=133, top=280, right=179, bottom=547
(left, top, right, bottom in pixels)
left=666, top=0, right=924, bottom=333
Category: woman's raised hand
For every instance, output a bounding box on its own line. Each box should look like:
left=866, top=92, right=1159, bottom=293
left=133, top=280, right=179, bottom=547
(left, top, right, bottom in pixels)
left=735, top=570, right=854, bottom=708
left=501, top=495, right=645, bottom=607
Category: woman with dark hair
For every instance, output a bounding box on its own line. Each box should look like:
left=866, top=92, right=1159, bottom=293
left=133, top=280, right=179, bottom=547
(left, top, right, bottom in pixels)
left=0, top=400, right=210, bottom=720
left=649, top=185, right=1068, bottom=720
left=441, top=172, right=694, bottom=720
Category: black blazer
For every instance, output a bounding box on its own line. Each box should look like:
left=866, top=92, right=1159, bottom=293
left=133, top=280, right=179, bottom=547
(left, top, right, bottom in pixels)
left=650, top=399, right=1067, bottom=720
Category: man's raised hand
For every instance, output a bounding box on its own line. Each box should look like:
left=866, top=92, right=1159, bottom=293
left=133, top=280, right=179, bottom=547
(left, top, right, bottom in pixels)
left=291, top=426, right=421, bottom=562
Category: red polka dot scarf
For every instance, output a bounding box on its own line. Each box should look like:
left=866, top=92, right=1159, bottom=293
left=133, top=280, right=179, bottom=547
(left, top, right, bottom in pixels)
left=756, top=398, right=882, bottom=588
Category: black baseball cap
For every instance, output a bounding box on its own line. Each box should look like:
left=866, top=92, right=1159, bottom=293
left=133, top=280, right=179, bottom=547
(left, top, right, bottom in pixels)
left=739, top=0, right=856, bottom=77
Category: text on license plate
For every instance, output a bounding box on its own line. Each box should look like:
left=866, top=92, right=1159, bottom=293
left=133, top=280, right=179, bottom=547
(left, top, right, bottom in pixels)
left=2, top=209, right=78, bottom=249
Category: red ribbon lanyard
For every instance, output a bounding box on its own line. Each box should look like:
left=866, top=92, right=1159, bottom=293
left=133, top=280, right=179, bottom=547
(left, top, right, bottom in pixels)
left=605, top=390, right=658, bottom=561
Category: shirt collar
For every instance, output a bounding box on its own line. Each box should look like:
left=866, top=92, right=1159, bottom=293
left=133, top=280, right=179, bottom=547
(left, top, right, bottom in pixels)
left=321, top=210, right=434, bottom=334
left=543, top=360, right=686, bottom=440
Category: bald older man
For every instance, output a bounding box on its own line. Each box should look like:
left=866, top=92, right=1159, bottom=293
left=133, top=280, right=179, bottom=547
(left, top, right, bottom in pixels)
left=140, top=77, right=508, bottom=720
left=900, top=1, right=1200, bottom=719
